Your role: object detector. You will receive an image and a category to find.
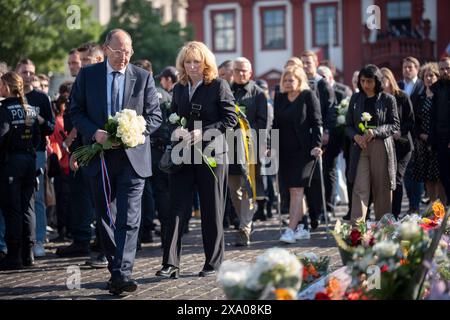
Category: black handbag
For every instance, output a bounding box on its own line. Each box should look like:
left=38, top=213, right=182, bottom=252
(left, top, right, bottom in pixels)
left=159, top=144, right=183, bottom=174
left=158, top=87, right=205, bottom=174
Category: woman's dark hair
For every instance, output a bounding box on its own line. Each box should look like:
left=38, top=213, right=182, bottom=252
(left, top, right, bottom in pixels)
left=53, top=94, right=68, bottom=116
left=357, top=64, right=383, bottom=95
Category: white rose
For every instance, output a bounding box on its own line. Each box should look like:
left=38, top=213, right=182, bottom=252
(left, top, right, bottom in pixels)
left=399, top=221, right=421, bottom=240
left=217, top=261, right=251, bottom=287
left=169, top=113, right=180, bottom=124
left=373, top=241, right=399, bottom=258
left=361, top=112, right=372, bottom=122
left=337, top=115, right=346, bottom=125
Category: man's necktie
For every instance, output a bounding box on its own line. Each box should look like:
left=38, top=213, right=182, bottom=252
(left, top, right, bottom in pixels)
left=111, top=71, right=120, bottom=116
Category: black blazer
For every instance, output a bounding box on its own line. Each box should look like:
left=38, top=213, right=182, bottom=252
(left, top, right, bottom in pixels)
left=398, top=79, right=425, bottom=122
left=393, top=90, right=415, bottom=155
left=170, top=78, right=238, bottom=155
left=231, top=80, right=267, bottom=131
left=70, top=61, right=162, bottom=178
left=273, top=90, right=322, bottom=151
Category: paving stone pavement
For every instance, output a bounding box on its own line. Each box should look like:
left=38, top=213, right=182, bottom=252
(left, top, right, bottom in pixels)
left=0, top=206, right=350, bottom=300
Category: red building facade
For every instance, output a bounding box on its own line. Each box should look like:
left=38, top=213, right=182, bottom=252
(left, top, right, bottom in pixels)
left=187, top=0, right=449, bottom=88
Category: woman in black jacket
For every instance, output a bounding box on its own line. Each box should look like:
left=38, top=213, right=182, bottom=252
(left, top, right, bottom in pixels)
left=155, top=41, right=237, bottom=278
left=380, top=67, right=415, bottom=218
left=0, top=72, right=40, bottom=270
left=346, top=65, right=400, bottom=222
left=273, top=66, right=322, bottom=244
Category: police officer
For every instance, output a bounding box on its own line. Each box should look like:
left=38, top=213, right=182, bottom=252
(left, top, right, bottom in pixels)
left=134, top=61, right=174, bottom=248
left=0, top=72, right=40, bottom=270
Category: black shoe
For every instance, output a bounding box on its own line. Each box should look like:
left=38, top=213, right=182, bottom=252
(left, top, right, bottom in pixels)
left=141, top=231, right=153, bottom=243
left=86, top=253, right=108, bottom=268
left=199, top=268, right=215, bottom=277
left=22, top=246, right=34, bottom=267
left=105, top=277, right=113, bottom=290
left=155, top=265, right=179, bottom=278
left=109, top=278, right=138, bottom=295
left=310, top=219, right=319, bottom=231
left=56, top=242, right=90, bottom=257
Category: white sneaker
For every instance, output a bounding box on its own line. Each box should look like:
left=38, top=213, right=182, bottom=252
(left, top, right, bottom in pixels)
left=280, top=228, right=296, bottom=244
left=33, top=242, right=46, bottom=257
left=294, top=225, right=311, bottom=240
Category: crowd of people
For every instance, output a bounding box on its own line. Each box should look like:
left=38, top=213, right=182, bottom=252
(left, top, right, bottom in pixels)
left=0, top=28, right=449, bottom=295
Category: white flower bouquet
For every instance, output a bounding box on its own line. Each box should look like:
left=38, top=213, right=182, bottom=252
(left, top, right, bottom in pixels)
left=217, top=248, right=303, bottom=300
left=72, top=109, right=147, bottom=167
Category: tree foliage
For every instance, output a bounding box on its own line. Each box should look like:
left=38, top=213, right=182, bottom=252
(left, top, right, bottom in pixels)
left=102, top=0, right=193, bottom=74
left=0, top=0, right=102, bottom=73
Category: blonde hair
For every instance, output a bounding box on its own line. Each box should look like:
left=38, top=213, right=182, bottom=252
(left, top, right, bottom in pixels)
left=284, top=56, right=303, bottom=69
left=1, top=71, right=32, bottom=126
left=380, top=67, right=401, bottom=96
left=176, top=41, right=218, bottom=85
left=300, top=50, right=319, bottom=66
left=279, top=66, right=310, bottom=93
left=419, top=62, right=440, bottom=80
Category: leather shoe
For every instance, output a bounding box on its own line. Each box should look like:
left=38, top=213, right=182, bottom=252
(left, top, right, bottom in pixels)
left=109, top=278, right=138, bottom=295
left=199, top=269, right=215, bottom=277
left=155, top=265, right=179, bottom=279
left=56, top=242, right=90, bottom=257
left=86, top=253, right=108, bottom=268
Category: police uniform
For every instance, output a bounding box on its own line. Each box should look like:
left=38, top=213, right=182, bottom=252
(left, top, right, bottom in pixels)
left=140, top=87, right=172, bottom=247
left=0, top=97, right=40, bottom=270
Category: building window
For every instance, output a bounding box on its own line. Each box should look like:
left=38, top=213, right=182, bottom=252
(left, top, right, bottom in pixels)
left=311, top=3, right=338, bottom=47
left=211, top=10, right=236, bottom=52
left=387, top=0, right=412, bottom=33
left=260, top=6, right=286, bottom=50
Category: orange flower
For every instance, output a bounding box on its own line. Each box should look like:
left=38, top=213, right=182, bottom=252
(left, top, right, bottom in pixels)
left=274, top=288, right=295, bottom=300
left=400, top=259, right=408, bottom=266
left=326, top=277, right=341, bottom=299
left=432, top=201, right=445, bottom=220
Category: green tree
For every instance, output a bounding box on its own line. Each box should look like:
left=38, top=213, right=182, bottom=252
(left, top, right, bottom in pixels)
left=102, top=0, right=193, bottom=74
left=0, top=0, right=102, bottom=73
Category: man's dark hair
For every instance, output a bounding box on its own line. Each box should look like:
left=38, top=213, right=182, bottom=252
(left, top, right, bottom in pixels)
left=69, top=48, right=79, bottom=55
left=218, top=60, right=232, bottom=69
left=357, top=64, right=383, bottom=94
left=133, top=59, right=153, bottom=73
left=16, top=58, right=35, bottom=70
left=78, top=42, right=104, bottom=57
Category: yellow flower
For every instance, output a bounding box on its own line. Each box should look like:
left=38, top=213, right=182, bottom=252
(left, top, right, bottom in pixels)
left=432, top=201, right=445, bottom=220
left=274, top=288, right=296, bottom=300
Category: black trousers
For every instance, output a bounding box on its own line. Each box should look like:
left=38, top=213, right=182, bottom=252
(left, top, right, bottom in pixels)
left=89, top=150, right=145, bottom=281
left=69, top=166, right=95, bottom=245
left=436, top=139, right=450, bottom=204
left=323, top=129, right=345, bottom=214
left=140, top=147, right=170, bottom=246
left=0, top=154, right=36, bottom=252
left=392, top=148, right=412, bottom=217
left=163, top=161, right=227, bottom=270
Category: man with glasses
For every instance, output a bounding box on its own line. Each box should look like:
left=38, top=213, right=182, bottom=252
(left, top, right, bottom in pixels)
left=71, top=29, right=162, bottom=295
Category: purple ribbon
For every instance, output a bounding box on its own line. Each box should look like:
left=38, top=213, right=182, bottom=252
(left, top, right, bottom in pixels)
left=100, top=152, right=115, bottom=229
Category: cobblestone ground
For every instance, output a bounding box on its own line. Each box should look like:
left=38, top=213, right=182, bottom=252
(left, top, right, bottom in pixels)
left=0, top=206, right=349, bottom=300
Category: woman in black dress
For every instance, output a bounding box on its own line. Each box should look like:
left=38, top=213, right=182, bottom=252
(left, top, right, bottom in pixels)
left=273, top=66, right=322, bottom=244
left=380, top=67, right=415, bottom=218
left=411, top=63, right=446, bottom=203
left=155, top=41, right=237, bottom=278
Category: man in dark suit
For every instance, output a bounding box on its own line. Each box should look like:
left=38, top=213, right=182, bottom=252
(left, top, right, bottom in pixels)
left=70, top=29, right=162, bottom=295
left=398, top=56, right=425, bottom=214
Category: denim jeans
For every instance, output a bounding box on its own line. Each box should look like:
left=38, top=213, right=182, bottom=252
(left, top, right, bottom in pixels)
left=35, top=151, right=47, bottom=244
left=404, top=160, right=423, bottom=211
left=0, top=208, right=6, bottom=253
